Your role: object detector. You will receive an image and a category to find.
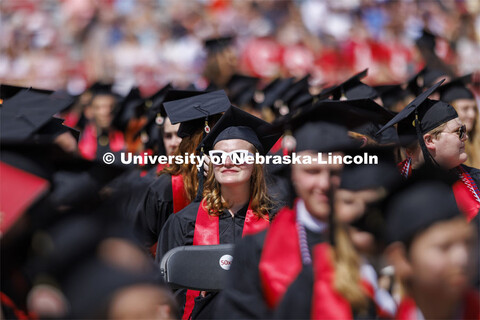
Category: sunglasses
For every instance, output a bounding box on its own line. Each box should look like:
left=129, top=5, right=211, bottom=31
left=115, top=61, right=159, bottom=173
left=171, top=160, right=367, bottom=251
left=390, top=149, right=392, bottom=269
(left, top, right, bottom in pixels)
left=208, top=149, right=254, bottom=165
left=452, top=124, right=467, bottom=140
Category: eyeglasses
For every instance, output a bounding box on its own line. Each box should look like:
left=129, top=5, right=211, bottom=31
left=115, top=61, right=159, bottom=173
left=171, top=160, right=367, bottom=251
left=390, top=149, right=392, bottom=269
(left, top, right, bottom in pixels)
left=208, top=149, right=254, bottom=165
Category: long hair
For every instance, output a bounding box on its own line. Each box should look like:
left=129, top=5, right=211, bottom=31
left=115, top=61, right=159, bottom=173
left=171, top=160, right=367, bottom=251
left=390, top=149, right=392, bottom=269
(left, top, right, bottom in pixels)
left=451, top=100, right=480, bottom=168
left=202, top=147, right=271, bottom=219
left=332, top=223, right=369, bottom=313
left=160, top=128, right=205, bottom=202
left=160, top=115, right=222, bottom=202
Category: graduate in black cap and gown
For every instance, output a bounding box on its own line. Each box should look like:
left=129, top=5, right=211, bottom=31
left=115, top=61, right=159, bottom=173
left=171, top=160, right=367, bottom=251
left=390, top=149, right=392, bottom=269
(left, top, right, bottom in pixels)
left=214, top=101, right=370, bottom=319
left=134, top=90, right=229, bottom=253
left=383, top=170, right=479, bottom=319
left=157, top=105, right=281, bottom=320
left=78, top=84, right=126, bottom=161
left=378, top=80, right=480, bottom=222
left=272, top=147, right=401, bottom=319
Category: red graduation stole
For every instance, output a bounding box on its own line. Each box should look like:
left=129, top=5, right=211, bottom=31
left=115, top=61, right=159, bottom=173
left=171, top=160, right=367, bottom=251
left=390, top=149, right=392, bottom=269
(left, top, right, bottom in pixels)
left=311, top=243, right=353, bottom=319
left=258, top=205, right=378, bottom=318
left=182, top=199, right=269, bottom=320
left=171, top=174, right=190, bottom=214
left=150, top=174, right=189, bottom=257
left=78, top=124, right=125, bottom=160
left=259, top=204, right=302, bottom=309
left=0, top=292, right=32, bottom=320
left=269, top=136, right=283, bottom=154
left=453, top=166, right=480, bottom=222
left=395, top=290, right=480, bottom=320
left=398, top=160, right=479, bottom=222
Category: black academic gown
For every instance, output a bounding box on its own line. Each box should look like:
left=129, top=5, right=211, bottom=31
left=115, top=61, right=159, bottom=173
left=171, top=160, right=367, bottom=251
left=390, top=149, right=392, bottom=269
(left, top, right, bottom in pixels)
left=134, top=173, right=174, bottom=248
left=101, top=167, right=158, bottom=224
left=157, top=201, right=252, bottom=319
left=273, top=264, right=378, bottom=320
left=214, top=222, right=326, bottom=319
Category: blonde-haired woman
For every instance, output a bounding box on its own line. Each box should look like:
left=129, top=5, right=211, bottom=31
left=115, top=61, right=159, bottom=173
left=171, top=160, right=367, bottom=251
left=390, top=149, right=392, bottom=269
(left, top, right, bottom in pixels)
left=157, top=106, right=280, bottom=320
left=439, top=77, right=480, bottom=168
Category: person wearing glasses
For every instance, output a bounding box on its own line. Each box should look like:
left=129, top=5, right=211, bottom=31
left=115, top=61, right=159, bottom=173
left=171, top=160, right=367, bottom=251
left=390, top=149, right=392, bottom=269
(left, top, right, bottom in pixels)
left=378, top=80, right=480, bottom=222
left=156, top=106, right=281, bottom=320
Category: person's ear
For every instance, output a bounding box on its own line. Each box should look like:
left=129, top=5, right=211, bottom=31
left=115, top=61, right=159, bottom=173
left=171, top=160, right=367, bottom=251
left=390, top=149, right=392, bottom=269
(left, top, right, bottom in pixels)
left=405, top=147, right=414, bottom=158
left=385, top=242, right=413, bottom=280
left=423, top=133, right=436, bottom=150
left=156, top=304, right=173, bottom=320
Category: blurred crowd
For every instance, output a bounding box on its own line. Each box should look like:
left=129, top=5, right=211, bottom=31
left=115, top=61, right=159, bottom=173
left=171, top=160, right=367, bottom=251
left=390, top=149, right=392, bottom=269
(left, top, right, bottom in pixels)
left=1, top=0, right=480, bottom=94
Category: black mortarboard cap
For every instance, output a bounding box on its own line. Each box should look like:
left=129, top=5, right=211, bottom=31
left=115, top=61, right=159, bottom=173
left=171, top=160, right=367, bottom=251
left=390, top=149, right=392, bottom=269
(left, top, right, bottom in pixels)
left=0, top=90, right=75, bottom=142
left=253, top=77, right=295, bottom=111
left=340, top=148, right=401, bottom=239
left=164, top=90, right=231, bottom=138
left=226, top=74, right=260, bottom=107
left=274, top=100, right=374, bottom=153
left=415, top=29, right=436, bottom=52
left=318, top=98, right=398, bottom=144
left=377, top=80, right=457, bottom=137
left=35, top=117, right=80, bottom=143
left=374, top=84, right=411, bottom=111
left=439, top=74, right=475, bottom=103
left=407, top=67, right=448, bottom=96
left=204, top=36, right=234, bottom=53
left=112, top=87, right=144, bottom=132
left=340, top=147, right=400, bottom=191
left=88, top=82, right=114, bottom=96
left=289, top=93, right=314, bottom=112
left=273, top=75, right=312, bottom=115
left=0, top=84, right=54, bottom=101
left=290, top=98, right=396, bottom=141
left=133, top=89, right=204, bottom=150
left=142, top=83, right=173, bottom=117
left=200, top=106, right=281, bottom=155
left=323, top=69, right=379, bottom=100
left=384, top=166, right=461, bottom=244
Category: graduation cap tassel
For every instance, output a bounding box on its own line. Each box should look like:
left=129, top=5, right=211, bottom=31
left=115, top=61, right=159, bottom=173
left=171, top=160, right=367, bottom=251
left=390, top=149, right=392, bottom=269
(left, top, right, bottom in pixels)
left=194, top=163, right=204, bottom=202
left=194, top=120, right=209, bottom=202
left=328, top=188, right=336, bottom=247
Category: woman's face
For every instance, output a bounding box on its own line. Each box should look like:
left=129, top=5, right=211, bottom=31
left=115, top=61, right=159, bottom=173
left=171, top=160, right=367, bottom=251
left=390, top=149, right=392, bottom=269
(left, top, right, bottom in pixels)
left=212, top=139, right=255, bottom=187
left=454, top=98, right=477, bottom=133
left=335, top=188, right=382, bottom=254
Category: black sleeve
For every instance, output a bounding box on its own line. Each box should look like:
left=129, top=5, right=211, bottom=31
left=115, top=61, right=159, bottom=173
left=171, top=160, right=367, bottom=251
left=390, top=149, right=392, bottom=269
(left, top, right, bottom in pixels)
left=155, top=202, right=198, bottom=264
left=134, top=174, right=173, bottom=248
left=274, top=265, right=314, bottom=320
left=214, top=231, right=272, bottom=319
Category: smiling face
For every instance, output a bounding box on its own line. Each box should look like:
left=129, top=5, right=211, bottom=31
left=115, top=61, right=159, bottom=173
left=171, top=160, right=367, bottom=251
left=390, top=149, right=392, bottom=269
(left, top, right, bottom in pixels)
left=425, top=118, right=468, bottom=169
left=90, top=94, right=115, bottom=130
left=291, top=151, right=343, bottom=221
left=212, top=139, right=255, bottom=187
